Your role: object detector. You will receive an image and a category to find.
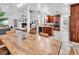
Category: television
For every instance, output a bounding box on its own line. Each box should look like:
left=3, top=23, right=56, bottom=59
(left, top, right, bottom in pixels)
left=22, top=23, right=27, bottom=28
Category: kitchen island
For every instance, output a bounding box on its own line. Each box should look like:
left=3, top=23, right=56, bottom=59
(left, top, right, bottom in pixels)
left=39, top=25, right=53, bottom=36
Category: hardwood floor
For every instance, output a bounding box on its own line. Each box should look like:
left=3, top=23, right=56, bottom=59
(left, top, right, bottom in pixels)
left=0, top=33, right=62, bottom=55
left=0, top=31, right=79, bottom=55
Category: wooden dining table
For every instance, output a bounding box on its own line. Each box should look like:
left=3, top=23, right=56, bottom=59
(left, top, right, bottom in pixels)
left=0, top=33, right=62, bottom=55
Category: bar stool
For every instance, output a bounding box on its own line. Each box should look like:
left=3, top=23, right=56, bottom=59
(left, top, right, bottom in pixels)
left=0, top=40, right=10, bottom=55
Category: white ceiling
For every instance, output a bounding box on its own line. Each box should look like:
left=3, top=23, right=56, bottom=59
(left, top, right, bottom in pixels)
left=0, top=3, right=70, bottom=15
left=20, top=3, right=69, bottom=15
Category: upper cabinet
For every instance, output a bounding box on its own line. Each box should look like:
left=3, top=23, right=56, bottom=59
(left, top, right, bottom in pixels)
left=46, top=15, right=60, bottom=23
left=55, top=15, right=60, bottom=22
left=47, top=15, right=53, bottom=23
left=46, top=15, right=60, bottom=31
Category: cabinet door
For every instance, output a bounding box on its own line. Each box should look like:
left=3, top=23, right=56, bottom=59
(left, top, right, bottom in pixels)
left=43, top=27, right=52, bottom=36
left=55, top=15, right=60, bottom=22
left=46, top=16, right=49, bottom=23
left=51, top=16, right=54, bottom=22
left=47, top=16, right=53, bottom=23
left=47, top=16, right=50, bottom=23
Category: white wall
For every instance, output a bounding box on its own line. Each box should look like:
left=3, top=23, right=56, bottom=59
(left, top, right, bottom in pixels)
left=1, top=5, right=20, bottom=28
left=54, top=5, right=70, bottom=42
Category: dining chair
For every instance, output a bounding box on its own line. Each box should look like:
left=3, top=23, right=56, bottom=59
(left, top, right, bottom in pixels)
left=68, top=47, right=78, bottom=55
left=0, top=40, right=10, bottom=55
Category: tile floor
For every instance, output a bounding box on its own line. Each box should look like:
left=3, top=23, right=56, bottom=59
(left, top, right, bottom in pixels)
left=49, top=35, right=79, bottom=55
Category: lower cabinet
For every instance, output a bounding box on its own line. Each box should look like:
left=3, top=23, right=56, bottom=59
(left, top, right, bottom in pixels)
left=39, top=26, right=53, bottom=36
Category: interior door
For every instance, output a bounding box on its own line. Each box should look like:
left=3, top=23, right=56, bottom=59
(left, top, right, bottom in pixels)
left=70, top=16, right=77, bottom=42
left=76, top=5, right=79, bottom=42
left=70, top=4, right=79, bottom=43
left=70, top=4, right=77, bottom=42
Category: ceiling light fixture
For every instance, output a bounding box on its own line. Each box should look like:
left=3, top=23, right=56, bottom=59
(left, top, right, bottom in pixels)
left=17, top=3, right=26, bottom=8
left=38, top=3, right=41, bottom=10
left=6, top=6, right=9, bottom=9
left=64, top=3, right=68, bottom=4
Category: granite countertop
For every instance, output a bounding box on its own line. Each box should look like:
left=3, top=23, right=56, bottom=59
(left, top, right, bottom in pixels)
left=0, top=25, right=9, bottom=29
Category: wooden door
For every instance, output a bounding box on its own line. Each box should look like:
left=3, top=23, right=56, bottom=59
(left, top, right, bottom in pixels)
left=70, top=4, right=79, bottom=43
left=76, top=5, right=79, bottom=42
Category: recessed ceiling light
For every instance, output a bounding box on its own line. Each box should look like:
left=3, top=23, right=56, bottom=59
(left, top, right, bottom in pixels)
left=17, top=3, right=22, bottom=8
left=17, top=3, right=26, bottom=8
left=64, top=3, right=68, bottom=4
left=6, top=6, right=9, bottom=9
left=37, top=3, right=41, bottom=10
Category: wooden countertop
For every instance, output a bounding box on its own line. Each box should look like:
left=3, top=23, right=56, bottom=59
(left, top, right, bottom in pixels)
left=0, top=33, right=62, bottom=55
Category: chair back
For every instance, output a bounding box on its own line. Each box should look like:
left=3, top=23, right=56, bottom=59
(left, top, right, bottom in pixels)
left=69, top=47, right=78, bottom=55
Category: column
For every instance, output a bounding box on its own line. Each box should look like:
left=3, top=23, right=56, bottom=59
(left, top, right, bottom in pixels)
left=27, top=7, right=30, bottom=34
